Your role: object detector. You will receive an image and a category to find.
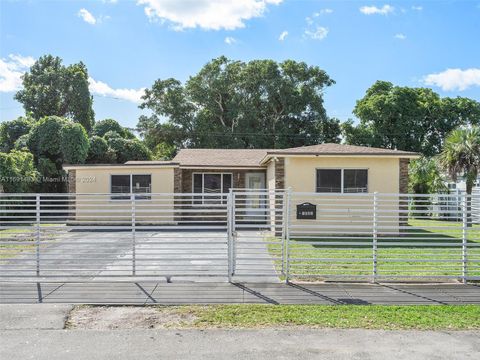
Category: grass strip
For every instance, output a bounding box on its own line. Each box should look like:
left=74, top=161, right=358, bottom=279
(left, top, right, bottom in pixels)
left=168, top=304, right=480, bottom=330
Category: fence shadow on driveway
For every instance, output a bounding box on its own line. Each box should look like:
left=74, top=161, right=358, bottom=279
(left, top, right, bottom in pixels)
left=1, top=281, right=479, bottom=305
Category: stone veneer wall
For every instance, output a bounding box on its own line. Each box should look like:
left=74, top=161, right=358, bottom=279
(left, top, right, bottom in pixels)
left=399, top=158, right=410, bottom=229
left=67, top=170, right=76, bottom=193
left=399, top=158, right=410, bottom=194
left=274, top=157, right=285, bottom=190
left=173, top=168, right=182, bottom=193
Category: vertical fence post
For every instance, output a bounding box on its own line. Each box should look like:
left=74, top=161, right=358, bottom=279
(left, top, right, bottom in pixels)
left=131, top=193, right=136, bottom=276
left=281, top=191, right=286, bottom=275
left=372, top=192, right=378, bottom=283
left=462, top=195, right=468, bottom=284
left=284, top=188, right=292, bottom=283
left=35, top=194, right=41, bottom=277
left=231, top=191, right=236, bottom=276
left=227, top=189, right=233, bottom=282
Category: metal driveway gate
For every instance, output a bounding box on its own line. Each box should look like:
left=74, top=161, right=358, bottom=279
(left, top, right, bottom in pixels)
left=230, top=190, right=285, bottom=280
left=0, top=193, right=232, bottom=281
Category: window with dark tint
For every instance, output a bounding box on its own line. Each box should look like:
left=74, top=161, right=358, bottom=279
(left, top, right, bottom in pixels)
left=203, top=174, right=222, bottom=193
left=316, top=169, right=341, bottom=193
left=111, top=175, right=130, bottom=199
left=132, top=175, right=151, bottom=199
left=343, top=169, right=368, bottom=193
left=192, top=173, right=233, bottom=204
left=193, top=174, right=203, bottom=193
left=222, top=174, right=232, bottom=193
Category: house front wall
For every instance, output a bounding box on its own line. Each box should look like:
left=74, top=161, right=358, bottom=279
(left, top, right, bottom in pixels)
left=283, top=156, right=404, bottom=233
left=69, top=166, right=175, bottom=223
left=73, top=167, right=175, bottom=194
left=283, top=156, right=400, bottom=193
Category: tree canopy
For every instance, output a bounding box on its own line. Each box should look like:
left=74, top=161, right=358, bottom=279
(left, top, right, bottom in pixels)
left=0, top=150, right=39, bottom=193
left=0, top=116, right=34, bottom=152
left=92, top=119, right=135, bottom=139
left=408, top=157, right=447, bottom=194
left=14, top=55, right=95, bottom=131
left=439, top=126, right=480, bottom=195
left=137, top=56, right=341, bottom=153
left=344, top=81, right=480, bottom=156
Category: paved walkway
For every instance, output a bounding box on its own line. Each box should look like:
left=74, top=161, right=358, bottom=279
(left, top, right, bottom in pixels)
left=1, top=282, right=479, bottom=305
left=2, top=328, right=480, bottom=360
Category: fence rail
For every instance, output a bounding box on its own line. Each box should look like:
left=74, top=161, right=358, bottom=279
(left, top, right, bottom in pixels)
left=285, top=192, right=480, bottom=282
left=0, top=191, right=479, bottom=283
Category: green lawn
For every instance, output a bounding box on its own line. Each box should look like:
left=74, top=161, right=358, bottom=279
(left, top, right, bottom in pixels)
left=163, top=304, right=480, bottom=330
left=0, top=224, right=59, bottom=259
left=267, top=219, right=480, bottom=280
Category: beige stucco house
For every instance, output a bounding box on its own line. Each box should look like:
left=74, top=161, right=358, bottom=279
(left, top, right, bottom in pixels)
left=63, top=143, right=418, bottom=227
left=65, top=143, right=418, bottom=195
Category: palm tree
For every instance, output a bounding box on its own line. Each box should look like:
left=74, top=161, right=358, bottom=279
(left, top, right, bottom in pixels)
left=439, top=126, right=480, bottom=226
left=409, top=157, right=447, bottom=218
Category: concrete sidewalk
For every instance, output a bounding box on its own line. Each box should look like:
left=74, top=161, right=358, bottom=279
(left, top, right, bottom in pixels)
left=1, top=282, right=479, bottom=305
left=1, top=304, right=479, bottom=360
left=1, top=328, right=479, bottom=360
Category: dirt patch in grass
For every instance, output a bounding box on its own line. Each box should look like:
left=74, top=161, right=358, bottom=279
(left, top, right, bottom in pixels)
left=66, top=306, right=197, bottom=330
left=65, top=304, right=480, bottom=331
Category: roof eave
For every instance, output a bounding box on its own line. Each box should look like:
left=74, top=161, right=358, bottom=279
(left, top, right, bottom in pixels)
left=63, top=162, right=180, bottom=170
left=260, top=152, right=420, bottom=164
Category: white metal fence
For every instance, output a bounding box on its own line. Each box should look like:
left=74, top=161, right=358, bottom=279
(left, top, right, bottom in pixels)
left=0, top=191, right=478, bottom=283
left=286, top=192, right=480, bottom=282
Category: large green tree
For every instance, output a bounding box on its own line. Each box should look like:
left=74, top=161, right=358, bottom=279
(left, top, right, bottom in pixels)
left=14, top=55, right=95, bottom=131
left=92, top=119, right=135, bottom=139
left=0, top=150, right=39, bottom=193
left=0, top=116, right=34, bottom=152
left=60, top=123, right=90, bottom=164
left=344, top=81, right=480, bottom=156
left=25, top=116, right=90, bottom=192
left=137, top=57, right=340, bottom=153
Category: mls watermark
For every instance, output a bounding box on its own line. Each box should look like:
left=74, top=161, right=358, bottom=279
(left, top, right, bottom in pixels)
left=0, top=176, right=96, bottom=184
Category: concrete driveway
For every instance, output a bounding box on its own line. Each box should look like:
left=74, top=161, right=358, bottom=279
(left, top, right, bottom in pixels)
left=0, top=229, right=279, bottom=282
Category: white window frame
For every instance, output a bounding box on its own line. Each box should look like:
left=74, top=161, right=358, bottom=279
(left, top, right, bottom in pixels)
left=110, top=174, right=152, bottom=200
left=192, top=172, right=233, bottom=204
left=315, top=168, right=369, bottom=193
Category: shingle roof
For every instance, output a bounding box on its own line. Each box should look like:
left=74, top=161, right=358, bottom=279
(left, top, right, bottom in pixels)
left=124, top=161, right=178, bottom=165
left=172, top=149, right=270, bottom=167
left=265, top=143, right=419, bottom=156
left=158, top=144, right=419, bottom=168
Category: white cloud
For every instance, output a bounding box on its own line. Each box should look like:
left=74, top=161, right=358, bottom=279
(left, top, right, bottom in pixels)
left=78, top=8, right=97, bottom=25
left=305, top=26, right=329, bottom=40
left=315, top=8, right=333, bottom=15
left=224, top=36, right=237, bottom=45
left=278, top=30, right=288, bottom=41
left=412, top=5, right=423, bottom=11
left=136, top=0, right=282, bottom=30
left=394, top=33, right=406, bottom=40
left=88, top=78, right=145, bottom=104
left=0, top=54, right=35, bottom=92
left=0, top=54, right=144, bottom=103
left=359, top=5, right=394, bottom=15
left=424, top=68, right=480, bottom=91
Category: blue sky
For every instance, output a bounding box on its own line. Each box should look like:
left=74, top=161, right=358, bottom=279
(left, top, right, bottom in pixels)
left=1, top=0, right=479, bottom=130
